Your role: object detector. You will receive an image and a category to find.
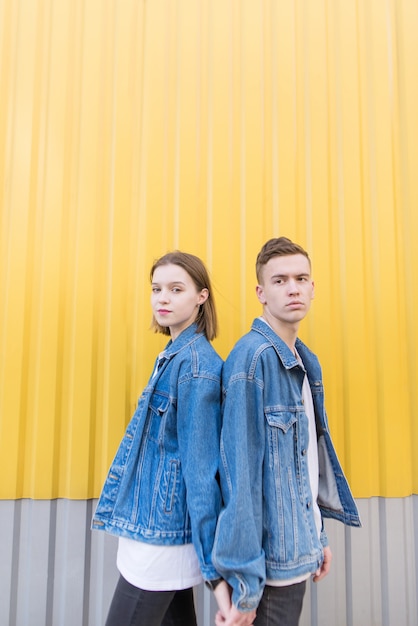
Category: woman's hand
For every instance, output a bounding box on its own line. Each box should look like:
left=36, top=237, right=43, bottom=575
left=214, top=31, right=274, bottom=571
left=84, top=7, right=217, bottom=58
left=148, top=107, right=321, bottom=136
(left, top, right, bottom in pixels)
left=214, top=580, right=232, bottom=623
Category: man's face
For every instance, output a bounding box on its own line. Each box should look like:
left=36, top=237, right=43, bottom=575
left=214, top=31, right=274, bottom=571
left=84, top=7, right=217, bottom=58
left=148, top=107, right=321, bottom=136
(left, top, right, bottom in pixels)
left=256, top=254, right=314, bottom=328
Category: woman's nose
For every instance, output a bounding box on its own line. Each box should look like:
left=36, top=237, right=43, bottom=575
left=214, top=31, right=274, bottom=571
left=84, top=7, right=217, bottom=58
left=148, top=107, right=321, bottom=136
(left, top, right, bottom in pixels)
left=158, top=289, right=170, bottom=302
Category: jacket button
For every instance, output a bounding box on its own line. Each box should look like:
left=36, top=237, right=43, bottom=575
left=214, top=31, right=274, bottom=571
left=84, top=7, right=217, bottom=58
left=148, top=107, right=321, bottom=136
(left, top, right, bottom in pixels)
left=307, top=501, right=311, bottom=509
left=302, top=449, right=307, bottom=456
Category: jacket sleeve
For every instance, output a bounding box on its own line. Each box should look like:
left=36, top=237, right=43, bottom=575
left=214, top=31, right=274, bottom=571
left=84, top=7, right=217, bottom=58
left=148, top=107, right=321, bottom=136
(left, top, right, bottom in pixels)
left=176, top=371, right=223, bottom=580
left=212, top=374, right=266, bottom=612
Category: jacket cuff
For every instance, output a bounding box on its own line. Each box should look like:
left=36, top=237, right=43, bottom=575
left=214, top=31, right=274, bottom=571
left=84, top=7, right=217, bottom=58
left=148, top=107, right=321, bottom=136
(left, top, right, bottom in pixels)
left=231, top=574, right=264, bottom=612
left=320, top=527, right=329, bottom=547
left=201, top=565, right=221, bottom=581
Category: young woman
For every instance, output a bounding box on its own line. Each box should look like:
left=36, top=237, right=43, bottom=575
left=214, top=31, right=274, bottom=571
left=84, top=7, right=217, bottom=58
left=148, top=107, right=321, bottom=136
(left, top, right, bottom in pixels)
left=92, top=251, right=223, bottom=626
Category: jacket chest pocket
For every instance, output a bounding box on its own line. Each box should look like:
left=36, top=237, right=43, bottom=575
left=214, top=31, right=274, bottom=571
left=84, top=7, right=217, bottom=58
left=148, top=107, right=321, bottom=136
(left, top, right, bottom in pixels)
left=146, top=393, right=170, bottom=443
left=265, top=410, right=299, bottom=466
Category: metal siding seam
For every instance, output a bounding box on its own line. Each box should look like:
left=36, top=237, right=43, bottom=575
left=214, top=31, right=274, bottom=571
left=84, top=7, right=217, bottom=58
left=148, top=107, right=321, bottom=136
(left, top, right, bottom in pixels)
left=45, top=500, right=58, bottom=626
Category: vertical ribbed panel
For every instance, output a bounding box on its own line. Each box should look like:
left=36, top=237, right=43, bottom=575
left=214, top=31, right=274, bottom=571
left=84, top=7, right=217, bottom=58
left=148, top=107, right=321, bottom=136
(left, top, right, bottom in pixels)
left=0, top=498, right=417, bottom=625
left=0, top=0, right=417, bottom=499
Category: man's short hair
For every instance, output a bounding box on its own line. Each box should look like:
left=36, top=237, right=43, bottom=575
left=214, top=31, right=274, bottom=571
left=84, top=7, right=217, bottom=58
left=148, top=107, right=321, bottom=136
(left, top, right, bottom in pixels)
left=256, top=237, right=311, bottom=283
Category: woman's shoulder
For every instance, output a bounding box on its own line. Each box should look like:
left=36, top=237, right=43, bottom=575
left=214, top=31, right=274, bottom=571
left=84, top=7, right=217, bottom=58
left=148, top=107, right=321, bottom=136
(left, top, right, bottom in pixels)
left=197, top=334, right=223, bottom=358
left=186, top=334, right=223, bottom=373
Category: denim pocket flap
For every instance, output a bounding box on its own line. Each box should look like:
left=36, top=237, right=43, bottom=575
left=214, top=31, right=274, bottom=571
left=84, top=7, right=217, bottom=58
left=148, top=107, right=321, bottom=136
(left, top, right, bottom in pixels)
left=265, top=411, right=297, bottom=434
left=149, top=392, right=170, bottom=416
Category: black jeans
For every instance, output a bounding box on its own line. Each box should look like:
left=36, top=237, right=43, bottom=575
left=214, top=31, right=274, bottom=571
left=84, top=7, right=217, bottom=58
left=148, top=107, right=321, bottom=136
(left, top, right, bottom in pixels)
left=105, top=575, right=197, bottom=626
left=254, top=581, right=307, bottom=626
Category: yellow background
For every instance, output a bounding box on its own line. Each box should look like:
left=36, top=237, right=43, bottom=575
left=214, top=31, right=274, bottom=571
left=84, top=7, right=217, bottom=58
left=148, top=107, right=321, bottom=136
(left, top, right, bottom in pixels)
left=1, top=0, right=417, bottom=499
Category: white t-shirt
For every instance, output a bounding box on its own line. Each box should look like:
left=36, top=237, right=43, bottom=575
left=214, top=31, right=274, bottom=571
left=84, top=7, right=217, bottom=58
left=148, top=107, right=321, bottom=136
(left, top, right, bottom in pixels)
left=117, top=538, right=203, bottom=591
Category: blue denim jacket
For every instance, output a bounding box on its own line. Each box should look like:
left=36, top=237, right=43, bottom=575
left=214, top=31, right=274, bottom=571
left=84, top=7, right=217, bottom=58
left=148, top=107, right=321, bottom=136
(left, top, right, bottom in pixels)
left=213, top=318, right=361, bottom=611
left=92, top=324, right=223, bottom=580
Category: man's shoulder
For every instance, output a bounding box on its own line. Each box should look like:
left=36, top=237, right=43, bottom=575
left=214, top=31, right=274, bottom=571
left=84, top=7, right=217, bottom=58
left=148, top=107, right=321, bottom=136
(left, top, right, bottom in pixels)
left=229, top=326, right=268, bottom=353
left=224, top=327, right=273, bottom=374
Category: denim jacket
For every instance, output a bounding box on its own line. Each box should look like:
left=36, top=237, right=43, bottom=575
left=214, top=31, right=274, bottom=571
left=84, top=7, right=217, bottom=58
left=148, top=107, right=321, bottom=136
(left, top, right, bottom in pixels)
left=213, top=318, right=361, bottom=611
left=92, top=324, right=223, bottom=580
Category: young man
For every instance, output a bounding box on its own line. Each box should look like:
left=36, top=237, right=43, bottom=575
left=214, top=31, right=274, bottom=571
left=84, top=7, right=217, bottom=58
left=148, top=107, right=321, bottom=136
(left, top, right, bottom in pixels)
left=212, top=238, right=361, bottom=626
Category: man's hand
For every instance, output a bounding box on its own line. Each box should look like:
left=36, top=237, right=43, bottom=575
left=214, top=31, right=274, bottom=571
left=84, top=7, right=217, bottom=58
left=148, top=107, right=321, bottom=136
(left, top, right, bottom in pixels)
left=215, top=603, right=256, bottom=626
left=213, top=580, right=257, bottom=625
left=313, top=545, right=332, bottom=582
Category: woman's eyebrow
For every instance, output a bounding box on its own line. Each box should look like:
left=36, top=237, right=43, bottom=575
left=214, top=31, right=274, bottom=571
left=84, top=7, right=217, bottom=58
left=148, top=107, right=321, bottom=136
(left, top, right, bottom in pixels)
left=151, top=281, right=187, bottom=286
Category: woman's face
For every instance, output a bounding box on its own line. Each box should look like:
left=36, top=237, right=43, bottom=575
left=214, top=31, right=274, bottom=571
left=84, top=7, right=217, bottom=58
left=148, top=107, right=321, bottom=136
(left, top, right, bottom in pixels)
left=151, top=264, right=208, bottom=340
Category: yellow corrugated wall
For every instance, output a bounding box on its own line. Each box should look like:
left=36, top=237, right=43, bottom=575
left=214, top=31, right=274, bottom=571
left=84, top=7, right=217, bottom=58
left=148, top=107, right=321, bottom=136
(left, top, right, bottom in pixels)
left=0, top=0, right=417, bottom=500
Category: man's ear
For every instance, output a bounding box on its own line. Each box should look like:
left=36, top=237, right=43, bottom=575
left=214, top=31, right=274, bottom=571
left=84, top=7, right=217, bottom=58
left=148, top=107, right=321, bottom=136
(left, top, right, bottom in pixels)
left=256, top=285, right=266, bottom=305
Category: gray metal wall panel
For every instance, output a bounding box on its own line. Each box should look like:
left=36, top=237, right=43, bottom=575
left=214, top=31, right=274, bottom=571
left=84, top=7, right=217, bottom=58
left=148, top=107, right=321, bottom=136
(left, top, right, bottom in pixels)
left=0, top=498, right=417, bottom=625
left=0, top=500, right=15, bottom=625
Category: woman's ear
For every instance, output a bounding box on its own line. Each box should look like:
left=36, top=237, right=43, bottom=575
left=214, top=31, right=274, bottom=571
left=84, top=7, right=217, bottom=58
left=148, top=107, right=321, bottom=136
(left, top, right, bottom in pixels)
left=197, top=288, right=209, bottom=305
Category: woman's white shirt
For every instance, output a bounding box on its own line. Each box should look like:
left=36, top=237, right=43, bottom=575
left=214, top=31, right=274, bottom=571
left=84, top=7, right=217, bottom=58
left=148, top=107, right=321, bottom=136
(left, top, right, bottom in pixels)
left=117, top=538, right=203, bottom=591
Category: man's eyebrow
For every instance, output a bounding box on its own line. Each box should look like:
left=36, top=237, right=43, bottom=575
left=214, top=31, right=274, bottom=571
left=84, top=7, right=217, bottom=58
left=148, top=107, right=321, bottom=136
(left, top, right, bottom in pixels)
left=270, top=273, right=310, bottom=277
left=270, top=273, right=310, bottom=279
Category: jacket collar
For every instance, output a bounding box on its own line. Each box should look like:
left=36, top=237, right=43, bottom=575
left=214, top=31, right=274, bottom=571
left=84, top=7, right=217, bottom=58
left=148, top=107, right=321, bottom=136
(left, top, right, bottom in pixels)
left=251, top=317, right=303, bottom=370
left=161, top=323, right=203, bottom=359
